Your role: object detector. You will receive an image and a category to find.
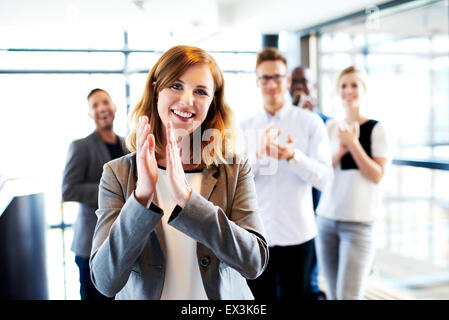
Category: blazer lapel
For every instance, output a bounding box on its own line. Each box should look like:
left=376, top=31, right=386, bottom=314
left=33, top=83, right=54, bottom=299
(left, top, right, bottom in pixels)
left=200, top=165, right=218, bottom=200
left=129, top=155, right=217, bottom=261
left=92, top=130, right=112, bottom=163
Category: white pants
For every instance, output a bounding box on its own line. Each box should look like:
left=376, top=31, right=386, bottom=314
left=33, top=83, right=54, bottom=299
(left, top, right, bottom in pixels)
left=316, top=215, right=375, bottom=300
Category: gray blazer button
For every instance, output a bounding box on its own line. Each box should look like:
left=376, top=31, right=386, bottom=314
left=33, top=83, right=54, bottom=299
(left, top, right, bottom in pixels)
left=200, top=257, right=209, bottom=267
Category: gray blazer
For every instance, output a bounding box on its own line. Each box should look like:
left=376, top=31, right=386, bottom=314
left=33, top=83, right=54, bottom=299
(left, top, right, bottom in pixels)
left=89, top=152, right=268, bottom=300
left=62, top=130, right=128, bottom=258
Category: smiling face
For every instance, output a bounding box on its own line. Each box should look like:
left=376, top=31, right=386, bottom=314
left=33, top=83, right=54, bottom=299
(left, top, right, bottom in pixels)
left=289, top=67, right=310, bottom=105
left=157, top=63, right=215, bottom=138
left=256, top=60, right=290, bottom=114
left=338, top=72, right=365, bottom=110
left=88, top=90, right=116, bottom=130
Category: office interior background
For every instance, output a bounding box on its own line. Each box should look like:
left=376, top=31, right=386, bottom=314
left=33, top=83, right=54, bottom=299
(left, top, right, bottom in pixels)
left=0, top=0, right=448, bottom=300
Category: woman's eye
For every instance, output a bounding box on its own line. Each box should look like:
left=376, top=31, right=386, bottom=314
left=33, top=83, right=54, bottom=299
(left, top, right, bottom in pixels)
left=195, top=89, right=209, bottom=96
left=170, top=83, right=182, bottom=90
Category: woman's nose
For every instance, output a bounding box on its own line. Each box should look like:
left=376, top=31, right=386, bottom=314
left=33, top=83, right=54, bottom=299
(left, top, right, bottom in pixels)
left=343, top=87, right=353, bottom=95
left=180, top=90, right=193, bottom=106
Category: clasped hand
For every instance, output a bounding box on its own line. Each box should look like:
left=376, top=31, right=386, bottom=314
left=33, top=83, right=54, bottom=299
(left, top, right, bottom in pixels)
left=256, top=123, right=295, bottom=161
left=337, top=121, right=360, bottom=155
left=135, top=116, right=192, bottom=208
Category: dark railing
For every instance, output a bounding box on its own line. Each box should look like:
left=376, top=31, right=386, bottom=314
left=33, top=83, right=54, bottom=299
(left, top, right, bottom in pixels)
left=392, top=158, right=449, bottom=171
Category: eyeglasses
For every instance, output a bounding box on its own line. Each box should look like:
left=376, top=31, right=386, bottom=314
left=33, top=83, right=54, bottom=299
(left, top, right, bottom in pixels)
left=257, top=74, right=287, bottom=84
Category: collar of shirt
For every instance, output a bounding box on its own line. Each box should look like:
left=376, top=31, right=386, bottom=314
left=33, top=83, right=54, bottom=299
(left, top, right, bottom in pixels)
left=263, top=102, right=294, bottom=122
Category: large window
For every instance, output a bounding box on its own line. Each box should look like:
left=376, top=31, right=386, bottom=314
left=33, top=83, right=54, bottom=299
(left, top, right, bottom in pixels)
left=0, top=27, right=262, bottom=299
left=317, top=0, right=449, bottom=162
left=314, top=0, right=449, bottom=299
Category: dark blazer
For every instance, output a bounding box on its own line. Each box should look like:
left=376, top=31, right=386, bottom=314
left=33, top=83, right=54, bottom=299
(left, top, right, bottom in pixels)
left=62, top=130, right=128, bottom=258
left=89, top=153, right=269, bottom=299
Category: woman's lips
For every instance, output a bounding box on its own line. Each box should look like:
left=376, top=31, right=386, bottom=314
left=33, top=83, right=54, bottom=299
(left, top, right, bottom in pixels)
left=171, top=109, right=195, bottom=122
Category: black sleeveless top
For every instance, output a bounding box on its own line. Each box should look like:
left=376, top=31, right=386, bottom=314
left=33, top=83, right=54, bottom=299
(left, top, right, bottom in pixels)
left=341, top=119, right=378, bottom=170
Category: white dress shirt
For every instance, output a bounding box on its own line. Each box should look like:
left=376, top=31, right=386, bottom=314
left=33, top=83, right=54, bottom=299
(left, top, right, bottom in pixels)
left=156, top=168, right=208, bottom=300
left=240, top=103, right=332, bottom=246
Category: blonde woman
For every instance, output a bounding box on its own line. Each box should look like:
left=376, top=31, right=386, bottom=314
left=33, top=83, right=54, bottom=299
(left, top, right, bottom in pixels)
left=89, top=45, right=268, bottom=300
left=316, top=66, right=390, bottom=299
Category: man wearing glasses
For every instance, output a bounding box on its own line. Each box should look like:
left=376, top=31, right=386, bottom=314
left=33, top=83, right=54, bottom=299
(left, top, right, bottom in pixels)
left=241, top=47, right=332, bottom=300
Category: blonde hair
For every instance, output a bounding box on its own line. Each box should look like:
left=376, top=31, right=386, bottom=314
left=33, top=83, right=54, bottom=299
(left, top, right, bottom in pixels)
left=126, top=45, right=238, bottom=168
left=337, top=66, right=368, bottom=92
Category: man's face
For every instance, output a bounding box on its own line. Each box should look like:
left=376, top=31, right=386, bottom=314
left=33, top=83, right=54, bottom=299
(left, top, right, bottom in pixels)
left=289, top=67, right=310, bottom=106
left=256, top=60, right=290, bottom=109
left=88, top=91, right=117, bottom=130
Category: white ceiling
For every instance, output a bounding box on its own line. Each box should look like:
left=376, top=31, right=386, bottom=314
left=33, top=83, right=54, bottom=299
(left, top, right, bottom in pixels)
left=0, top=0, right=389, bottom=33
left=322, top=0, right=449, bottom=37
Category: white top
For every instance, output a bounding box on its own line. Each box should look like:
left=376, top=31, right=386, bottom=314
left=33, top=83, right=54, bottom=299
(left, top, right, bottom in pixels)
left=316, top=119, right=390, bottom=223
left=240, top=104, right=332, bottom=246
left=156, top=167, right=208, bottom=300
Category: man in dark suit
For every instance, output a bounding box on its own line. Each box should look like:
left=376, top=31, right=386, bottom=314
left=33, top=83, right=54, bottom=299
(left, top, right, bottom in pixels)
left=62, top=88, right=128, bottom=300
